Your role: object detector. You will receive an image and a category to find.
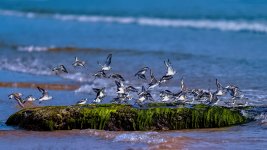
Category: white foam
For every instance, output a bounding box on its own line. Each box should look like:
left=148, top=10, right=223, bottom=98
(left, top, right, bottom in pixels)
left=113, top=132, right=166, bottom=144
left=17, top=45, right=52, bottom=52
left=0, top=58, right=52, bottom=76
left=1, top=9, right=267, bottom=33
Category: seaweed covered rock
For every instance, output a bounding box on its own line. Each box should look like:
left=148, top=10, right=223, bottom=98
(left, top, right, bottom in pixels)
left=6, top=104, right=247, bottom=131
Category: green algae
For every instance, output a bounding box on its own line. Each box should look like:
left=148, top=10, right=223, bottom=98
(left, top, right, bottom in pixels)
left=6, top=104, right=247, bottom=131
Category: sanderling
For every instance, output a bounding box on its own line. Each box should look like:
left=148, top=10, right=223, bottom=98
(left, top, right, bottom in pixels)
left=137, top=86, right=154, bottom=103
left=110, top=73, right=125, bottom=82
left=37, top=86, right=52, bottom=103
left=160, top=90, right=174, bottom=102
left=148, top=69, right=159, bottom=89
left=98, top=54, right=112, bottom=71
left=8, top=93, right=24, bottom=108
left=215, top=79, right=225, bottom=96
left=92, top=88, right=106, bottom=103
left=135, top=67, right=150, bottom=80
left=24, top=95, right=36, bottom=102
left=159, top=75, right=173, bottom=85
left=164, top=59, right=176, bottom=76
left=72, top=57, right=85, bottom=67
left=76, top=98, right=88, bottom=105
left=52, top=65, right=68, bottom=74
left=93, top=70, right=107, bottom=79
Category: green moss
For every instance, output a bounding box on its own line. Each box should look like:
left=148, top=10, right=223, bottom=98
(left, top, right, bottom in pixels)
left=6, top=104, right=247, bottom=131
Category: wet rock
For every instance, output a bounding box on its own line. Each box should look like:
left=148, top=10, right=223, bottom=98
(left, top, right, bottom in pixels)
left=6, top=104, right=247, bottom=131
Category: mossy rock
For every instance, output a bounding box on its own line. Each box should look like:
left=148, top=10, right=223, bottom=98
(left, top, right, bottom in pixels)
left=6, top=104, right=247, bottom=131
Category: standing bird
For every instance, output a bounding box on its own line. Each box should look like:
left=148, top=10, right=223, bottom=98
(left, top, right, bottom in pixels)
left=52, top=65, right=68, bottom=74
left=92, top=88, right=106, bottom=103
left=37, top=86, right=52, bottom=103
left=98, top=54, right=112, bottom=71
left=72, top=57, right=85, bottom=67
left=135, top=67, right=150, bottom=80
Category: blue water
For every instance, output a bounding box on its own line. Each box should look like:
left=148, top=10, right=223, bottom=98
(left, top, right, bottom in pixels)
left=0, top=0, right=267, bottom=149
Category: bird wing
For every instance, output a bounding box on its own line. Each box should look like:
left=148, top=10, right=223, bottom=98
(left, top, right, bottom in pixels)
left=37, top=86, right=46, bottom=94
left=105, top=54, right=112, bottom=66
left=92, top=88, right=101, bottom=93
left=60, top=65, right=68, bottom=73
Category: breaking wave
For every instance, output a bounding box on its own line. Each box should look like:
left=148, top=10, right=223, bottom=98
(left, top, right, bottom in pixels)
left=1, top=9, right=267, bottom=33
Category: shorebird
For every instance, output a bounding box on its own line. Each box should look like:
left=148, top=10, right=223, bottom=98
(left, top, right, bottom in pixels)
left=92, top=88, right=105, bottom=103
left=98, top=54, right=112, bottom=71
left=215, top=79, right=225, bottom=96
left=225, top=84, right=242, bottom=99
left=112, top=93, right=132, bottom=104
left=24, top=95, right=36, bottom=102
left=72, top=57, right=85, bottom=67
left=8, top=93, right=24, bottom=108
left=93, top=70, right=107, bottom=79
left=52, top=65, right=68, bottom=74
left=173, top=77, right=188, bottom=101
left=115, top=80, right=125, bottom=94
left=114, top=81, right=137, bottom=103
left=76, top=98, right=87, bottom=105
left=148, top=70, right=159, bottom=89
left=137, top=86, right=154, bottom=103
left=125, top=86, right=139, bottom=93
left=135, top=67, right=150, bottom=80
left=109, top=73, right=125, bottom=82
left=164, top=59, right=176, bottom=76
left=37, top=86, right=52, bottom=103
left=159, top=75, right=173, bottom=85
left=160, top=90, right=174, bottom=102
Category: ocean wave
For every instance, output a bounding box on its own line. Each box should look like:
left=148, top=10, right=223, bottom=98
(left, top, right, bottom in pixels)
left=0, top=58, right=52, bottom=76
left=17, top=45, right=52, bottom=52
left=1, top=9, right=267, bottom=33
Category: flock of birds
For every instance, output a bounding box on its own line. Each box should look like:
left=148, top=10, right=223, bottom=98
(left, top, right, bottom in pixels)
left=8, top=54, right=248, bottom=108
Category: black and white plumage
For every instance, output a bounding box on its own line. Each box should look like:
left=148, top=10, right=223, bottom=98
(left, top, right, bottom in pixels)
left=24, top=95, right=36, bottom=102
left=52, top=65, right=68, bottom=74
left=159, top=75, right=173, bottom=85
left=109, top=73, right=125, bottom=82
left=148, top=70, right=159, bottom=89
left=125, top=86, right=139, bottom=93
left=76, top=98, right=88, bottom=105
left=93, top=70, right=107, bottom=79
left=37, top=86, right=52, bottom=103
left=98, top=54, right=112, bottom=71
left=8, top=93, right=24, bottom=108
left=137, top=86, right=154, bottom=103
left=92, top=88, right=106, bottom=103
left=225, top=84, right=242, bottom=99
left=72, top=57, right=85, bottom=67
left=160, top=90, right=174, bottom=102
left=135, top=67, right=150, bottom=80
left=215, top=79, right=225, bottom=96
left=164, top=59, right=176, bottom=76
left=115, top=80, right=125, bottom=94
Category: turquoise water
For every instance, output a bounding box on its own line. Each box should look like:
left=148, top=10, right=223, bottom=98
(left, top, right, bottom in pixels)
left=0, top=0, right=267, bottom=149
